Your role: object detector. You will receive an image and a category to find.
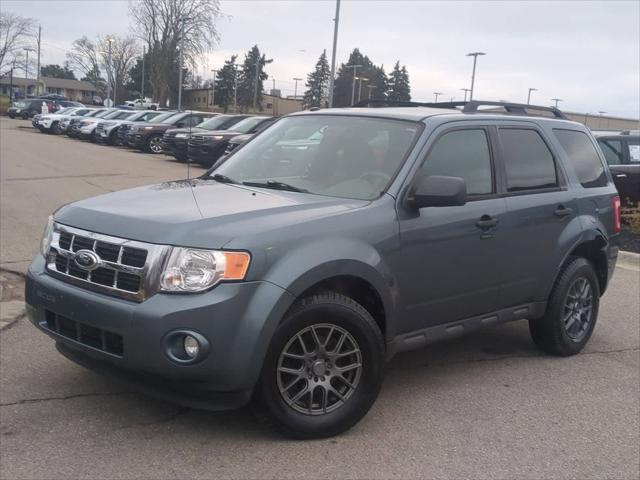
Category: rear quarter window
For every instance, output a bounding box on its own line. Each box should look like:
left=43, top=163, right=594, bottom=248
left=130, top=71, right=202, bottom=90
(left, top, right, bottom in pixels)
left=554, top=129, right=608, bottom=188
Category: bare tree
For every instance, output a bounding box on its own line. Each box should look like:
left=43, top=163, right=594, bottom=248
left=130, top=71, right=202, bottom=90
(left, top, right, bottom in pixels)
left=0, top=12, right=36, bottom=74
left=98, top=35, right=140, bottom=103
left=67, top=35, right=140, bottom=102
left=129, top=0, right=221, bottom=106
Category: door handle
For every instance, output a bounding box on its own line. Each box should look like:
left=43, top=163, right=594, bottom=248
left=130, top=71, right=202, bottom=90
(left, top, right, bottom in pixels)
left=554, top=205, right=573, bottom=217
left=476, top=215, right=498, bottom=229
left=615, top=173, right=628, bottom=179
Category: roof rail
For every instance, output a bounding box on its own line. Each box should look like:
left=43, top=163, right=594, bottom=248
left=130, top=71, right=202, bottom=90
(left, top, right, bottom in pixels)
left=352, top=98, right=568, bottom=120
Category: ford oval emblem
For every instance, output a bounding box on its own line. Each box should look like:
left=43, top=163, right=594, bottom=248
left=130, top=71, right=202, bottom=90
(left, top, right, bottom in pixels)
left=73, top=249, right=101, bottom=271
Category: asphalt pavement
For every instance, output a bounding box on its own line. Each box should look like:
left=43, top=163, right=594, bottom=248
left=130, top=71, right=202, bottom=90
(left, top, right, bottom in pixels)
left=0, top=117, right=638, bottom=479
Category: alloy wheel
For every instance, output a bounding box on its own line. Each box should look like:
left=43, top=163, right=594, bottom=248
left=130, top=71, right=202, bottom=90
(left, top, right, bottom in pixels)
left=277, top=323, right=362, bottom=416
left=563, top=277, right=594, bottom=342
left=149, top=136, right=163, bottom=153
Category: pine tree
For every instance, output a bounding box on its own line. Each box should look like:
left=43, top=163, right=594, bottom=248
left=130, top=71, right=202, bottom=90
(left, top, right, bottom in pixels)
left=387, top=61, right=411, bottom=102
left=303, top=50, right=330, bottom=109
left=215, top=55, right=238, bottom=112
left=236, top=45, right=272, bottom=112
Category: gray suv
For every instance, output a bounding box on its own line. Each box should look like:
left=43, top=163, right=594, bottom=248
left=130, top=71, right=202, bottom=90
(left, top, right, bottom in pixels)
left=26, top=101, right=620, bottom=438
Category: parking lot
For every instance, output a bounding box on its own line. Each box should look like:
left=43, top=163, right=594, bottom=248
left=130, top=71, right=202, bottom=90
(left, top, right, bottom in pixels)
left=0, top=116, right=639, bottom=479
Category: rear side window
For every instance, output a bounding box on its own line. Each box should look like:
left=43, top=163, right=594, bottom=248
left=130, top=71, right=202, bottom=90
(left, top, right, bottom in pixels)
left=597, top=139, right=624, bottom=165
left=499, top=128, right=557, bottom=192
left=421, top=129, right=493, bottom=195
left=554, top=129, right=607, bottom=188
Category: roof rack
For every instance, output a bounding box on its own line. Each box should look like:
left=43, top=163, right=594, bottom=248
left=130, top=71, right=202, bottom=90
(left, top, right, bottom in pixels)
left=352, top=99, right=568, bottom=120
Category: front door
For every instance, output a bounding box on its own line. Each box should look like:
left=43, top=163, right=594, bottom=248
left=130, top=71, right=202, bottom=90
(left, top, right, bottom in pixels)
left=394, top=126, right=507, bottom=334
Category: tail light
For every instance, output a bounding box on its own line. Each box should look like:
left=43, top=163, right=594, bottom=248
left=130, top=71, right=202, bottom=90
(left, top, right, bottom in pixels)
left=613, top=196, right=621, bottom=233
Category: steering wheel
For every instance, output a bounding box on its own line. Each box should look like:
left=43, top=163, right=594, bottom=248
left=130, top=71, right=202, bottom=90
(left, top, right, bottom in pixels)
left=359, top=171, right=391, bottom=185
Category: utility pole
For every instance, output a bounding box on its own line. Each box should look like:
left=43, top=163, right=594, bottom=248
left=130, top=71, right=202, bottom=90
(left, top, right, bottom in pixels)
left=527, top=87, right=537, bottom=104
left=177, top=18, right=188, bottom=111
left=466, top=51, right=486, bottom=101
left=328, top=0, right=341, bottom=108
left=348, top=64, right=363, bottom=105
left=36, top=25, right=41, bottom=96
left=141, top=46, right=145, bottom=100
left=252, top=60, right=260, bottom=112
left=551, top=98, right=562, bottom=108
left=210, top=69, right=217, bottom=109
left=460, top=88, right=471, bottom=102
left=433, top=91, right=442, bottom=103
left=23, top=47, right=35, bottom=97
left=9, top=60, right=15, bottom=102
left=106, top=38, right=114, bottom=106
left=356, top=76, right=367, bottom=103
left=293, top=77, right=302, bottom=99
left=272, top=77, right=276, bottom=116
left=367, top=84, right=376, bottom=99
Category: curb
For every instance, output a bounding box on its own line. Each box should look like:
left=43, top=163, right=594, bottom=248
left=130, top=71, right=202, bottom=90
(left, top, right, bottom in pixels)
left=618, top=250, right=640, bottom=270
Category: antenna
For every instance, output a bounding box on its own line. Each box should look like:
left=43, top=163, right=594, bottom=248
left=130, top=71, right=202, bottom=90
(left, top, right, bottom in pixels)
left=187, top=107, right=192, bottom=181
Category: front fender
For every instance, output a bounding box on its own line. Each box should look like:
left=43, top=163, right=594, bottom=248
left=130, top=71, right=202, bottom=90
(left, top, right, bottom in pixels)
left=262, top=237, right=398, bottom=340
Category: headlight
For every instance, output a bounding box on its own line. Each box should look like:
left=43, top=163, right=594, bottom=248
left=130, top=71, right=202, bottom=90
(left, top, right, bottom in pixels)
left=160, top=248, right=250, bottom=292
left=40, top=215, right=54, bottom=257
left=210, top=135, right=224, bottom=140
left=143, top=126, right=155, bottom=130
left=175, top=133, right=188, bottom=138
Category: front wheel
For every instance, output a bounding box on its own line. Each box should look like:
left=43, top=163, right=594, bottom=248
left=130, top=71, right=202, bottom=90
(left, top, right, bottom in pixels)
left=51, top=121, right=62, bottom=135
left=254, top=292, right=384, bottom=439
left=529, top=257, right=600, bottom=356
left=21, top=112, right=29, bottom=120
left=145, top=134, right=163, bottom=153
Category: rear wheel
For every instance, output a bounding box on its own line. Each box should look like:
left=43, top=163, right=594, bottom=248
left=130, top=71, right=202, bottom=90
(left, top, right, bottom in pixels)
left=254, top=291, right=384, bottom=439
left=51, top=121, right=62, bottom=135
left=146, top=134, right=163, bottom=153
left=529, top=257, right=600, bottom=356
left=21, top=112, right=29, bottom=120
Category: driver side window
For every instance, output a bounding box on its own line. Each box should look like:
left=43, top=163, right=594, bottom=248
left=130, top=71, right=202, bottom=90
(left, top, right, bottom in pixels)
left=421, top=128, right=494, bottom=195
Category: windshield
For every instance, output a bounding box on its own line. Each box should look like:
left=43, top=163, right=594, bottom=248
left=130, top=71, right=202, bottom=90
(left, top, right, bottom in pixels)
left=213, top=115, right=420, bottom=200
left=198, top=115, right=235, bottom=130
left=13, top=101, right=27, bottom=108
left=149, top=112, right=175, bottom=123
left=160, top=112, right=187, bottom=124
left=114, top=111, right=135, bottom=120
left=232, top=117, right=271, bottom=134
left=102, top=110, right=127, bottom=119
left=55, top=107, right=74, bottom=115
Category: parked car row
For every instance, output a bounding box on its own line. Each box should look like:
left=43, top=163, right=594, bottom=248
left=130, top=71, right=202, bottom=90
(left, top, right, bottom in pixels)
left=28, top=105, right=280, bottom=168
left=8, top=97, right=84, bottom=119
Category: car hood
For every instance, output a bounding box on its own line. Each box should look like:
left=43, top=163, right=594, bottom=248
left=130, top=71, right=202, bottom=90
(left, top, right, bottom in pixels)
left=54, top=179, right=368, bottom=249
left=229, top=133, right=254, bottom=144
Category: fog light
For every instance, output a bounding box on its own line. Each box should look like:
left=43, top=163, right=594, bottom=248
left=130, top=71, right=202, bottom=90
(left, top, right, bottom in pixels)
left=184, top=335, right=200, bottom=359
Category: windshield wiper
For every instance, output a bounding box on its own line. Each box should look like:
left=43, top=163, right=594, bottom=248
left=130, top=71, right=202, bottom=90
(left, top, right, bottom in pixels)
left=211, top=173, right=238, bottom=184
left=242, top=180, right=308, bottom=193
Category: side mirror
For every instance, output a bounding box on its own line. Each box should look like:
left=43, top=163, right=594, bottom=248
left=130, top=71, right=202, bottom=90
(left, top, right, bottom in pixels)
left=408, top=175, right=467, bottom=208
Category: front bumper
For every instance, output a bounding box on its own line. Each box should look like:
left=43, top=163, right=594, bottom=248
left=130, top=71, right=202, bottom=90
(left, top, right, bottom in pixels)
left=127, top=133, right=147, bottom=149
left=162, top=138, right=189, bottom=157
left=187, top=142, right=227, bottom=166
left=26, top=255, right=295, bottom=410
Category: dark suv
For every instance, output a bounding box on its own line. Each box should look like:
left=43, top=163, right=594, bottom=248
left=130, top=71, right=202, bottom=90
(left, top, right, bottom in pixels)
left=594, top=130, right=639, bottom=205
left=127, top=111, right=215, bottom=153
left=26, top=101, right=620, bottom=439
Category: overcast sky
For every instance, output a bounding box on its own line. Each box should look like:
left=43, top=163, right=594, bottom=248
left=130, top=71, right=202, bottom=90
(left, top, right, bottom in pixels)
left=4, top=0, right=639, bottom=118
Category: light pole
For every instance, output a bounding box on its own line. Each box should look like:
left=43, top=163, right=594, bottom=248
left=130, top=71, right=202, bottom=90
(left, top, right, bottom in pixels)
left=252, top=60, right=260, bottom=112
left=106, top=38, right=115, bottom=106
left=466, top=51, right=485, bottom=101
left=293, top=77, right=303, bottom=99
left=551, top=98, right=562, bottom=108
left=141, top=46, right=145, bottom=100
left=23, top=47, right=35, bottom=97
left=348, top=64, right=363, bottom=105
left=433, top=91, right=442, bottom=103
left=367, top=84, right=376, bottom=99
left=356, top=76, right=368, bottom=103
left=527, top=87, right=537, bottom=104
left=177, top=18, right=189, bottom=111
left=328, top=0, right=341, bottom=108
left=210, top=69, right=217, bottom=109
left=460, top=88, right=471, bottom=102
left=233, top=63, right=239, bottom=112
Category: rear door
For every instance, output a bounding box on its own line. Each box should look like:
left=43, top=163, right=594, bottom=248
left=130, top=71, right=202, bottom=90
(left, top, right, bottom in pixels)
left=495, top=123, right=578, bottom=307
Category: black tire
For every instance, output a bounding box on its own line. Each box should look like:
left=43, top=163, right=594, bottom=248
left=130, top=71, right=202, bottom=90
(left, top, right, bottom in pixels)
left=254, top=291, right=385, bottom=439
left=21, top=112, right=29, bottom=120
left=145, top=134, right=163, bottom=153
left=51, top=121, right=61, bottom=135
left=529, top=256, right=600, bottom=356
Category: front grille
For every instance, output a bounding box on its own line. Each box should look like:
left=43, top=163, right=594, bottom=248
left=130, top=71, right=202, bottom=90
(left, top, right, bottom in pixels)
left=46, top=225, right=167, bottom=302
left=96, top=123, right=105, bottom=134
left=189, top=135, right=205, bottom=145
left=43, top=310, right=124, bottom=357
